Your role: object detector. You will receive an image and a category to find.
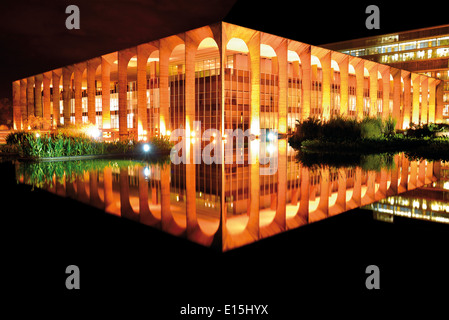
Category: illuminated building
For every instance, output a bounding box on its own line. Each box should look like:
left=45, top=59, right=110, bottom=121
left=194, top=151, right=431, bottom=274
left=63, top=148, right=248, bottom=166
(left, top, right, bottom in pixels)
left=12, top=22, right=445, bottom=138
left=322, top=24, right=449, bottom=123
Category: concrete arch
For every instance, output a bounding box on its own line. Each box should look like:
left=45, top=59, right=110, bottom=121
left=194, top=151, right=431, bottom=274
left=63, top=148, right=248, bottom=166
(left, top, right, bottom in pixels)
left=310, top=54, right=323, bottom=118
left=330, top=59, right=341, bottom=117
left=159, top=35, right=184, bottom=136
left=126, top=53, right=138, bottom=137
left=287, top=49, right=302, bottom=132
left=86, top=58, right=101, bottom=127
left=81, top=68, right=88, bottom=124
left=42, top=71, right=52, bottom=129
left=72, top=62, right=87, bottom=125
left=137, top=165, right=161, bottom=227
left=34, top=74, right=43, bottom=120
left=62, top=66, right=74, bottom=125
left=145, top=49, right=160, bottom=138
left=99, top=52, right=118, bottom=135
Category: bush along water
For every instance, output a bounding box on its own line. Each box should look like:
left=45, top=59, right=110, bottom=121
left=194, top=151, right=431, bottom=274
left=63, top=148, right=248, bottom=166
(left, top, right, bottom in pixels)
left=288, top=116, right=449, bottom=157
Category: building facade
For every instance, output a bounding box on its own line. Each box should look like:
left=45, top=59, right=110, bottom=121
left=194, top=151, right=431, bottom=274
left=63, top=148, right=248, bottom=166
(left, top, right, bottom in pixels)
left=322, top=24, right=449, bottom=123
left=12, top=22, right=445, bottom=140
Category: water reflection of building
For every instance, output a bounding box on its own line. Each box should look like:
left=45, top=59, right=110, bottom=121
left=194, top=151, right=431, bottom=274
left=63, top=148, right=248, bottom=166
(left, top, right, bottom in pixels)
left=16, top=151, right=446, bottom=251
left=13, top=22, right=444, bottom=137
left=367, top=162, right=449, bottom=224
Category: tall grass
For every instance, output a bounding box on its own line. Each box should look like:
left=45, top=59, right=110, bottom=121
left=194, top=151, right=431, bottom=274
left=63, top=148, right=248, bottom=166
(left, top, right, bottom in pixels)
left=6, top=131, right=125, bottom=158
left=6, top=131, right=175, bottom=159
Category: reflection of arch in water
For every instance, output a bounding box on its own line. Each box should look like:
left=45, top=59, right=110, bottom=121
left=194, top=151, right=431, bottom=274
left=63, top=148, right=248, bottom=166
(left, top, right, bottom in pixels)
left=361, top=171, right=376, bottom=206
left=308, top=168, right=328, bottom=223
left=185, top=27, right=222, bottom=246
left=286, top=166, right=309, bottom=229
left=329, top=168, right=347, bottom=216
left=346, top=167, right=362, bottom=210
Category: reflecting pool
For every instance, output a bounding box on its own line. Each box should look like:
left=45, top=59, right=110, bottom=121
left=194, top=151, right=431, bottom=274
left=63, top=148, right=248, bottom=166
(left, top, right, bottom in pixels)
left=15, top=139, right=449, bottom=251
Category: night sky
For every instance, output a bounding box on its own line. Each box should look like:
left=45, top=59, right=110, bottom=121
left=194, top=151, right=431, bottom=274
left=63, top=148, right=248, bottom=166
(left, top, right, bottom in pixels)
left=0, top=0, right=447, bottom=100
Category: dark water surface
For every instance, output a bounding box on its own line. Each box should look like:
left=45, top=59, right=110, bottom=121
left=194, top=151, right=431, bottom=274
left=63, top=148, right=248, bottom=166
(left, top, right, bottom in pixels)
left=2, top=147, right=449, bottom=316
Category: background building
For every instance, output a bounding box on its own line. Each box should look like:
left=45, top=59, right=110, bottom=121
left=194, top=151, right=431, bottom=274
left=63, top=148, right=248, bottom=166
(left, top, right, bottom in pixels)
left=12, top=22, right=444, bottom=140
left=322, top=24, right=449, bottom=123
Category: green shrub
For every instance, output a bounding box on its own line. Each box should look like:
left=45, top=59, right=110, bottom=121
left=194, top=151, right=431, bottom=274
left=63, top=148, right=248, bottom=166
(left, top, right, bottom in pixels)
left=322, top=116, right=361, bottom=141
left=148, top=135, right=174, bottom=152
left=384, top=116, right=397, bottom=136
left=360, top=117, right=384, bottom=139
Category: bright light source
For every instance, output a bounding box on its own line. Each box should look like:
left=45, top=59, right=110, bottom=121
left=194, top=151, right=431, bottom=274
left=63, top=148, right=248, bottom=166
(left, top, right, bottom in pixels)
left=87, top=127, right=101, bottom=139
left=143, top=167, right=150, bottom=178
left=166, top=130, right=171, bottom=137
left=191, top=138, right=195, bottom=144
left=35, top=133, right=40, bottom=138
left=266, top=144, right=275, bottom=154
left=191, top=131, right=195, bottom=137
left=143, top=144, right=150, bottom=152
left=267, top=132, right=275, bottom=141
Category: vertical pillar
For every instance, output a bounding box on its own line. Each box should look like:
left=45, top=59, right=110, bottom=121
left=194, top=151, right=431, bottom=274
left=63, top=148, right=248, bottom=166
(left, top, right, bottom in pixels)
left=276, top=139, right=287, bottom=229
left=403, top=72, right=411, bottom=128
left=248, top=32, right=261, bottom=135
left=436, top=80, right=444, bottom=123
left=103, top=167, right=115, bottom=214
left=52, top=71, right=61, bottom=128
left=89, top=170, right=103, bottom=209
left=387, top=155, right=399, bottom=196
left=381, top=67, right=390, bottom=120
left=408, top=161, right=418, bottom=190
left=399, top=156, right=409, bottom=193
left=317, top=167, right=329, bottom=218
left=160, top=164, right=172, bottom=232
left=26, top=76, right=35, bottom=120
left=42, top=72, right=51, bottom=130
left=62, top=67, right=72, bottom=125
left=277, top=39, right=288, bottom=134
left=20, top=79, right=27, bottom=126
left=299, top=46, right=311, bottom=121
left=12, top=81, right=21, bottom=130
left=428, top=79, right=436, bottom=123
left=412, top=74, right=420, bottom=125
left=369, top=65, right=378, bottom=118
left=421, top=78, right=428, bottom=124
left=418, top=160, right=426, bottom=187
left=321, top=52, right=331, bottom=121
left=159, top=39, right=170, bottom=136
left=120, top=167, right=138, bottom=220
left=74, top=66, right=83, bottom=125
left=376, top=168, right=388, bottom=201
left=101, top=58, right=111, bottom=129
left=392, top=69, right=401, bottom=129
left=118, top=52, right=130, bottom=140
left=354, top=60, right=364, bottom=120
left=185, top=33, right=197, bottom=234
left=34, top=75, right=43, bottom=118
left=247, top=139, right=260, bottom=239
left=137, top=47, right=149, bottom=140
left=298, top=166, right=309, bottom=224
left=87, top=60, right=99, bottom=125
left=334, top=168, right=347, bottom=215
left=339, top=56, right=349, bottom=117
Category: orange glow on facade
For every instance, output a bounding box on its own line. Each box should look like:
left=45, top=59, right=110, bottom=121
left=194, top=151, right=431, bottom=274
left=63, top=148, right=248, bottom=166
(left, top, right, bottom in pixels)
left=11, top=22, right=443, bottom=139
